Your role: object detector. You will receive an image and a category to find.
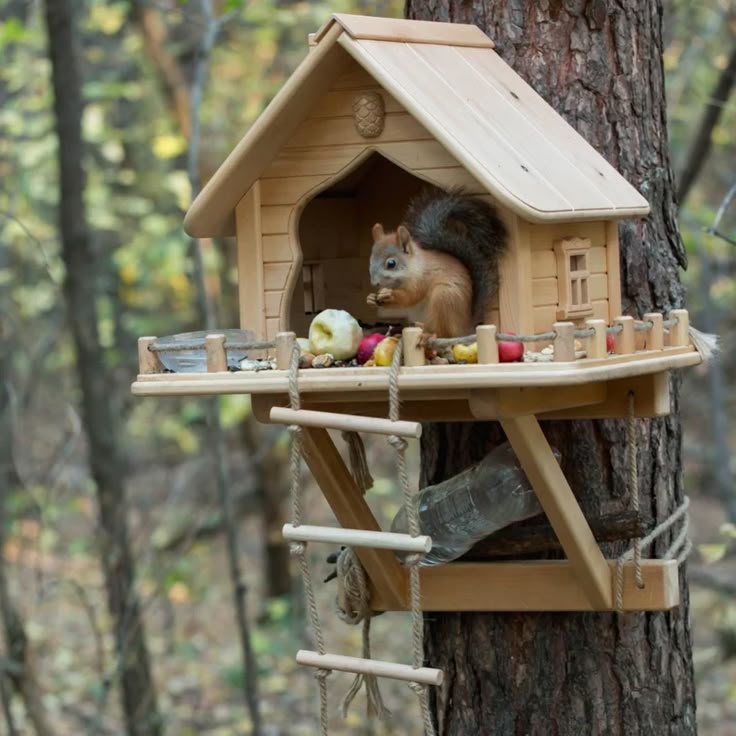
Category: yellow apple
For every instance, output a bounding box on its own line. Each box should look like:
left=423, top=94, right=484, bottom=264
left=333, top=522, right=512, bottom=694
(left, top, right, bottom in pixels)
left=373, top=336, right=399, bottom=366
left=452, top=342, right=478, bottom=363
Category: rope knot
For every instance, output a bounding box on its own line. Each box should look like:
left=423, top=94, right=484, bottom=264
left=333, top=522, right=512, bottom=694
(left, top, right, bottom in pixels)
left=408, top=681, right=425, bottom=696
left=315, top=668, right=332, bottom=683
left=287, top=424, right=302, bottom=437
left=289, top=541, right=306, bottom=557
left=335, top=547, right=371, bottom=625
left=387, top=434, right=407, bottom=451
left=403, top=552, right=423, bottom=568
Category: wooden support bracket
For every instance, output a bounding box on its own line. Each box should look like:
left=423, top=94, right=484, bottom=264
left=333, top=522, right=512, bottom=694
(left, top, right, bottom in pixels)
left=369, top=560, right=679, bottom=612
left=500, top=415, right=613, bottom=609
left=300, top=426, right=408, bottom=609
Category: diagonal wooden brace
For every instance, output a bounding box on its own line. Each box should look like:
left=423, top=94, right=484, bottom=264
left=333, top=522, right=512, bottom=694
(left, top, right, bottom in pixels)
left=500, top=415, right=613, bottom=609
left=300, top=426, right=408, bottom=609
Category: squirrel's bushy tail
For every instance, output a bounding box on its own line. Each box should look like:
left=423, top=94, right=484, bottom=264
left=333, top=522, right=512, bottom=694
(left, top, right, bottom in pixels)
left=404, top=187, right=508, bottom=326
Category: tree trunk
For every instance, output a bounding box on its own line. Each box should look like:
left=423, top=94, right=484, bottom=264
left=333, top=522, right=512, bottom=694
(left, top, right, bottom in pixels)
left=42, top=3, right=161, bottom=734
left=404, top=1, right=696, bottom=734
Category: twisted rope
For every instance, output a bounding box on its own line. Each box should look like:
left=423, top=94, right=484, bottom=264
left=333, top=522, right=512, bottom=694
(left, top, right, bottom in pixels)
left=425, top=334, right=477, bottom=348
left=574, top=327, right=596, bottom=339
left=426, top=329, right=556, bottom=349
left=498, top=330, right=557, bottom=343
left=335, top=548, right=390, bottom=722
left=627, top=393, right=644, bottom=589
left=633, top=320, right=654, bottom=333
left=614, top=497, right=692, bottom=612
left=388, top=339, right=436, bottom=736
left=341, top=431, right=374, bottom=494
left=148, top=338, right=276, bottom=352
left=287, top=341, right=331, bottom=734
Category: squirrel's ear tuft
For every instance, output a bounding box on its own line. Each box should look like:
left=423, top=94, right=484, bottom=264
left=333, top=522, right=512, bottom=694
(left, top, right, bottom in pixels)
left=397, top=225, right=412, bottom=254
left=372, top=223, right=385, bottom=242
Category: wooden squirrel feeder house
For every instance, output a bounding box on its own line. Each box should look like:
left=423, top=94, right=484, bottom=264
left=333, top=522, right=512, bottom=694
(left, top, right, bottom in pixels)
left=132, top=15, right=702, bottom=619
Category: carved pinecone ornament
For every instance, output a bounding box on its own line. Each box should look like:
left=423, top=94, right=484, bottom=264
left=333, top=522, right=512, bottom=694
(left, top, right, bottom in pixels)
left=352, top=91, right=385, bottom=138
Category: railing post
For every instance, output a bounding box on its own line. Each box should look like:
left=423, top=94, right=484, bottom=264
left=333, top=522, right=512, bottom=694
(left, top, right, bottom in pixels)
left=553, top=322, right=576, bottom=362
left=138, top=336, right=161, bottom=374
left=584, top=320, right=607, bottom=359
left=275, top=332, right=297, bottom=370
left=613, top=316, right=635, bottom=355
left=206, top=334, right=228, bottom=372
left=668, top=309, right=690, bottom=347
left=643, top=313, right=664, bottom=350
left=402, top=327, right=425, bottom=366
left=476, top=325, right=499, bottom=364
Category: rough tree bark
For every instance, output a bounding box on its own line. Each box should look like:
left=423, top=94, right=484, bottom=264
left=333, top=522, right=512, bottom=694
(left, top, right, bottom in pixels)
left=404, top=1, right=696, bottom=734
left=42, top=2, right=162, bottom=734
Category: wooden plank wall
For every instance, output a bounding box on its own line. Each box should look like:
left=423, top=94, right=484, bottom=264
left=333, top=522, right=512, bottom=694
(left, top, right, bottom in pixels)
left=254, top=60, right=491, bottom=339
left=528, top=220, right=610, bottom=333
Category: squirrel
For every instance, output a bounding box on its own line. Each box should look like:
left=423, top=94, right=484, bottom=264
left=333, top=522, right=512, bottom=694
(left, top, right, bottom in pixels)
left=366, top=187, right=508, bottom=338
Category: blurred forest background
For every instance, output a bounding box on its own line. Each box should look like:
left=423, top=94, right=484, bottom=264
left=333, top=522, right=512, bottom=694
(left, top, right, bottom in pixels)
left=0, top=0, right=734, bottom=734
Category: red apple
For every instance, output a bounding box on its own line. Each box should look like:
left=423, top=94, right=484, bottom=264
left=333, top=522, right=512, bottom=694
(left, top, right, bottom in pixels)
left=498, top=333, right=524, bottom=362
left=606, top=334, right=615, bottom=353
left=357, top=333, right=386, bottom=365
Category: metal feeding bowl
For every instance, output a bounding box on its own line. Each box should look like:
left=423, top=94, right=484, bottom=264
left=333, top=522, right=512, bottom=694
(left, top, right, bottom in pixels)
left=154, top=329, right=256, bottom=373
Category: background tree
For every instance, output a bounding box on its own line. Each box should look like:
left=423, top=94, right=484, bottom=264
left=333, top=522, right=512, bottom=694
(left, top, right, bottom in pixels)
left=404, top=1, right=698, bottom=733
left=42, top=1, right=161, bottom=733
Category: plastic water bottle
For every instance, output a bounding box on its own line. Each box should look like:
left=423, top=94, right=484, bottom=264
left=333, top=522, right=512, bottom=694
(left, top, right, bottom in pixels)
left=390, top=442, right=561, bottom=566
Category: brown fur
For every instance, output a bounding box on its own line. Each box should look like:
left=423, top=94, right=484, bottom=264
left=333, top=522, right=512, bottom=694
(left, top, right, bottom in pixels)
left=367, top=225, right=474, bottom=338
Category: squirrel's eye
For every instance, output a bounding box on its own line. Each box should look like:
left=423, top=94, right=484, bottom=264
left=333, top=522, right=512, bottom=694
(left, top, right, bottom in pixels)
left=386, top=258, right=397, bottom=269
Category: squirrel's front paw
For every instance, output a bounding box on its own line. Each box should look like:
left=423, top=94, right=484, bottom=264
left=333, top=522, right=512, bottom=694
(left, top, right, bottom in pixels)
left=367, top=288, right=394, bottom=306
left=375, top=288, right=394, bottom=305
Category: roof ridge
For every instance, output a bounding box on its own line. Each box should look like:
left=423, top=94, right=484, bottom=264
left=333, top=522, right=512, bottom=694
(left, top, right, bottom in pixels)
left=313, top=13, right=494, bottom=48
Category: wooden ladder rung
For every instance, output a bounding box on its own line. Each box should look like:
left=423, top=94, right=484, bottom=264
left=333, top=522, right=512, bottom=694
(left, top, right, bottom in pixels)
left=269, top=406, right=421, bottom=438
left=282, top=524, right=432, bottom=553
left=296, top=650, right=444, bottom=686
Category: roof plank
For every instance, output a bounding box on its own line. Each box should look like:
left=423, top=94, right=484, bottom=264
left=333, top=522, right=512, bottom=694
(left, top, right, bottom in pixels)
left=458, top=46, right=651, bottom=212
left=340, top=37, right=575, bottom=216
left=409, top=43, right=619, bottom=211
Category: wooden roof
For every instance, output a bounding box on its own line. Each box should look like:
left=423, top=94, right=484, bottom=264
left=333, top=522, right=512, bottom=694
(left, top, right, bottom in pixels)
left=185, top=14, right=650, bottom=237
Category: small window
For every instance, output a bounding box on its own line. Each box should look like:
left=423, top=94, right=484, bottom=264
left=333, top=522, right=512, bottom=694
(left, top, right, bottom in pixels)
left=555, top=237, right=593, bottom=319
left=302, top=262, right=325, bottom=315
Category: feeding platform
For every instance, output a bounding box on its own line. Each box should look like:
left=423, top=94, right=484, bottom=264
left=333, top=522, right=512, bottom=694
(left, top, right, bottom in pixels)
left=132, top=311, right=701, bottom=424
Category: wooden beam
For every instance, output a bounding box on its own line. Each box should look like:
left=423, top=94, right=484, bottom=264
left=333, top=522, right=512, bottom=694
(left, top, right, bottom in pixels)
left=500, top=415, right=613, bottom=609
left=300, top=426, right=408, bottom=609
left=469, top=383, right=606, bottom=419
left=539, top=372, right=671, bottom=419
left=369, top=560, right=678, bottom=612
